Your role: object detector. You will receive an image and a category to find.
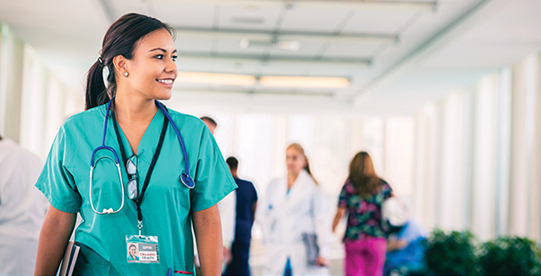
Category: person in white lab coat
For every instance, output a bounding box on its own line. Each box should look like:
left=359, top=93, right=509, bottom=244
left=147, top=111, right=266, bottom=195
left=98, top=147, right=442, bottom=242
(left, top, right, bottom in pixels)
left=257, top=143, right=332, bottom=275
left=0, top=135, right=48, bottom=275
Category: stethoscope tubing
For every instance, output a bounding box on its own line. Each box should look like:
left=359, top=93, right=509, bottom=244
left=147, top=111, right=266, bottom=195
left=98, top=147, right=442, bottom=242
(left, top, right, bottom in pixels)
left=90, top=156, right=125, bottom=214
left=89, top=96, right=194, bottom=215
left=156, top=101, right=190, bottom=177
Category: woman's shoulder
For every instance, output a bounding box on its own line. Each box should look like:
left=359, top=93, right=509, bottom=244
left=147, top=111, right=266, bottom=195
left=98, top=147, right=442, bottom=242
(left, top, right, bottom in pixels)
left=378, top=178, right=392, bottom=195
left=166, top=108, right=200, bottom=122
left=59, top=104, right=106, bottom=133
left=165, top=108, right=207, bottom=130
left=341, top=179, right=355, bottom=194
left=268, top=177, right=284, bottom=186
left=379, top=178, right=391, bottom=188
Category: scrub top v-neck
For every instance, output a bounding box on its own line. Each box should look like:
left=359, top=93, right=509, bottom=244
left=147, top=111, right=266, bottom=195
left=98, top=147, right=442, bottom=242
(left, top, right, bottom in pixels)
left=36, top=103, right=237, bottom=275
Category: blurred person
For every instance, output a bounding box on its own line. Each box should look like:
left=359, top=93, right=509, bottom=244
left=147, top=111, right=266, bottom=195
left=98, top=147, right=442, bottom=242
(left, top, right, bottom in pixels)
left=201, top=116, right=217, bottom=135
left=382, top=197, right=428, bottom=276
left=332, top=151, right=393, bottom=276
left=34, top=13, right=236, bottom=275
left=223, top=156, right=258, bottom=276
left=0, top=134, right=48, bottom=275
left=198, top=115, right=236, bottom=274
left=257, top=143, right=332, bottom=275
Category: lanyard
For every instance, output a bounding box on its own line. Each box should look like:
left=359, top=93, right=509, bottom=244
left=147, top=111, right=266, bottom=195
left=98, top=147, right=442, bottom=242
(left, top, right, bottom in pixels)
left=112, top=105, right=168, bottom=235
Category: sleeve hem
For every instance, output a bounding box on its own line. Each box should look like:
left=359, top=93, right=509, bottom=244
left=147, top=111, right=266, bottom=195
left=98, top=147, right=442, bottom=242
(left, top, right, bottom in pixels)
left=36, top=183, right=80, bottom=214
left=191, top=186, right=236, bottom=213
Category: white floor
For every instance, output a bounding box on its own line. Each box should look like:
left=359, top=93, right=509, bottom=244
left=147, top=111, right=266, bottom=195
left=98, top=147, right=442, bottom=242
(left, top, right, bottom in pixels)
left=248, top=238, right=345, bottom=276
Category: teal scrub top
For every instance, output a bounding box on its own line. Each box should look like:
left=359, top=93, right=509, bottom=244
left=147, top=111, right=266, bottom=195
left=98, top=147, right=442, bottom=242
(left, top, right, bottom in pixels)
left=36, top=103, right=237, bottom=275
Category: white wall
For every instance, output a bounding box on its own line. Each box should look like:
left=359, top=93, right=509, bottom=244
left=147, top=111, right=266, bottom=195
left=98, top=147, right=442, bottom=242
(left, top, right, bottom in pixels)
left=0, top=24, right=83, bottom=160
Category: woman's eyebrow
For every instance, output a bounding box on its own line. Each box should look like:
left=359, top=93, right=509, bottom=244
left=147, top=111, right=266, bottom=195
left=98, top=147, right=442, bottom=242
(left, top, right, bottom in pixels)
left=148, top=48, right=178, bottom=54
left=149, top=48, right=166, bottom=53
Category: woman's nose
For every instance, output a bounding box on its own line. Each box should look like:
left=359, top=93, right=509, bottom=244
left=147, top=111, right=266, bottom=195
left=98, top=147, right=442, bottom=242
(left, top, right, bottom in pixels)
left=165, top=57, right=178, bottom=74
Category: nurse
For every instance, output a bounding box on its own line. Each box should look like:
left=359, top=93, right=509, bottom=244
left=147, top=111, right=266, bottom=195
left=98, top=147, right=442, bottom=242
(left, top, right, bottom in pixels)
left=257, top=143, right=332, bottom=275
left=34, top=13, right=236, bottom=275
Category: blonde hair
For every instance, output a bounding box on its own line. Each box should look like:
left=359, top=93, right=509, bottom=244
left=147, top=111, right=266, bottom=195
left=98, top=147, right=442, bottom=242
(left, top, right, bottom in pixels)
left=348, top=151, right=381, bottom=196
left=287, top=143, right=318, bottom=185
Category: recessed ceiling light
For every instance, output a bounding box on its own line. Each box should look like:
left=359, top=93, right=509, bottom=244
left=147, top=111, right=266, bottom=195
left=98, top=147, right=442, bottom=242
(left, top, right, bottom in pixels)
left=231, top=17, right=265, bottom=24
left=239, top=38, right=301, bottom=52
left=275, top=41, right=300, bottom=52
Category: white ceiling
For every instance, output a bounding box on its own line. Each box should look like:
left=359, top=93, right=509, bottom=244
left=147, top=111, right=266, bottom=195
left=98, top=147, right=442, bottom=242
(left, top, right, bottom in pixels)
left=0, top=0, right=540, bottom=115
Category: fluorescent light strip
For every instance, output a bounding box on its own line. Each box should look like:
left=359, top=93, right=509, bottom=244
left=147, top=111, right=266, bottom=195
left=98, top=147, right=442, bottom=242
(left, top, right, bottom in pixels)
left=177, top=72, right=256, bottom=86
left=259, top=76, right=350, bottom=88
left=177, top=72, right=350, bottom=88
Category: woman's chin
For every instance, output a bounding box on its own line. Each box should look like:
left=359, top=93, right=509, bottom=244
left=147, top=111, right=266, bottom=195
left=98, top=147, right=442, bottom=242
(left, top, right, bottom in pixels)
left=152, top=91, right=172, bottom=101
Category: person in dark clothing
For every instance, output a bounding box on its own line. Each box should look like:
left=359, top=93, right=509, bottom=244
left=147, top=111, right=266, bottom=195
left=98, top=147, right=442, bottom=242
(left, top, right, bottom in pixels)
left=223, top=157, right=258, bottom=276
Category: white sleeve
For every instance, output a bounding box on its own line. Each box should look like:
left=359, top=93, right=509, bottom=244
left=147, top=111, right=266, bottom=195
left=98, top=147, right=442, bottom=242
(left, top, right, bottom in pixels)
left=218, top=191, right=236, bottom=249
left=313, top=187, right=333, bottom=259
left=255, top=181, right=273, bottom=244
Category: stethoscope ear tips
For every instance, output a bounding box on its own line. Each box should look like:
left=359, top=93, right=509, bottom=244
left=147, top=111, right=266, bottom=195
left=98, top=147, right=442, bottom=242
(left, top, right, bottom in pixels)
left=180, top=173, right=195, bottom=189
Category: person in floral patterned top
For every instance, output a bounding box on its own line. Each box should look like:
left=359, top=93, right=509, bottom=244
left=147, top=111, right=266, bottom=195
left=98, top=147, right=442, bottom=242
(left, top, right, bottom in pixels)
left=333, top=151, right=392, bottom=276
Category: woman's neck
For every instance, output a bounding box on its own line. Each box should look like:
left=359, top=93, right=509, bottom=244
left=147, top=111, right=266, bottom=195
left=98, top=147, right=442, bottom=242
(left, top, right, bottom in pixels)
left=114, top=92, right=158, bottom=125
left=287, top=171, right=300, bottom=188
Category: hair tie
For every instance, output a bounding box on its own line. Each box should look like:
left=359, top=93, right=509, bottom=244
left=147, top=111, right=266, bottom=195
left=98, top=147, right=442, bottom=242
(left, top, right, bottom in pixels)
left=98, top=56, right=104, bottom=65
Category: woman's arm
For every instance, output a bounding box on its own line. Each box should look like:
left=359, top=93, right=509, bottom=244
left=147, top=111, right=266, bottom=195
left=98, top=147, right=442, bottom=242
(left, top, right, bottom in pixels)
left=34, top=204, right=76, bottom=276
left=193, top=204, right=223, bottom=276
left=313, top=189, right=332, bottom=266
left=332, top=207, right=346, bottom=232
left=387, top=238, right=409, bottom=251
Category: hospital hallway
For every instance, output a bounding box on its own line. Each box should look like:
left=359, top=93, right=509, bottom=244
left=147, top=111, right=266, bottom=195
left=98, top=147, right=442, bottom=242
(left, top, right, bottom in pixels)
left=1, top=0, right=541, bottom=275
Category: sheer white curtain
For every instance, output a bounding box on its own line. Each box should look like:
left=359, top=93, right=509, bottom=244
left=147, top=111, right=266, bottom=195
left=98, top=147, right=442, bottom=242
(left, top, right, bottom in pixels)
left=412, top=53, right=541, bottom=241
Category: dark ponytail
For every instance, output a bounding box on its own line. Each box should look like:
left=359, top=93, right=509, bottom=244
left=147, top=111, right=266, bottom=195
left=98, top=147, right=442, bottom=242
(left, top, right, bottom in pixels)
left=85, top=13, right=174, bottom=110
left=85, top=61, right=107, bottom=110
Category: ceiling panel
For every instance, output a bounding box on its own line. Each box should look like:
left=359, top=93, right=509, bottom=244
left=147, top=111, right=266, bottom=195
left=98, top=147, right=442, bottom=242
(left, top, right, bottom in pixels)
left=217, top=4, right=282, bottom=30
left=108, top=0, right=150, bottom=18
left=177, top=58, right=262, bottom=74
left=175, top=37, right=213, bottom=52
left=258, top=62, right=361, bottom=77
left=307, top=65, right=360, bottom=78
left=324, top=42, right=380, bottom=58
left=215, top=37, right=267, bottom=55
left=342, top=10, right=419, bottom=34
left=152, top=4, right=215, bottom=28
left=279, top=8, right=350, bottom=32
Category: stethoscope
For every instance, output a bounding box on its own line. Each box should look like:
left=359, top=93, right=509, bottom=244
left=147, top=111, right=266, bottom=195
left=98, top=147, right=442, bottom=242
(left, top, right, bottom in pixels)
left=89, top=96, right=195, bottom=215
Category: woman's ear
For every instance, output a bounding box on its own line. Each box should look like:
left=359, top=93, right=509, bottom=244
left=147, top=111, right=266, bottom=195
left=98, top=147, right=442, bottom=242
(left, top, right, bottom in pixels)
left=112, top=55, right=128, bottom=77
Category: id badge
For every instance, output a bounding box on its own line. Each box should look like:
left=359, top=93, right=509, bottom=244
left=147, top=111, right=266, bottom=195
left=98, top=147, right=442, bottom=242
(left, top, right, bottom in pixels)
left=126, top=235, right=159, bottom=263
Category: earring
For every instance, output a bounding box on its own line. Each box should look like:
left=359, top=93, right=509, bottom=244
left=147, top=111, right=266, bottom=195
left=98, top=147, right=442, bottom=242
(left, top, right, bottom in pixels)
left=124, top=72, right=129, bottom=77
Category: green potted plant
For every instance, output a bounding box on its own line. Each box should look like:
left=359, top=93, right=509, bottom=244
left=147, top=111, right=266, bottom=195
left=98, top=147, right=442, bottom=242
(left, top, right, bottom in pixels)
left=478, top=236, right=541, bottom=276
left=423, top=229, right=478, bottom=275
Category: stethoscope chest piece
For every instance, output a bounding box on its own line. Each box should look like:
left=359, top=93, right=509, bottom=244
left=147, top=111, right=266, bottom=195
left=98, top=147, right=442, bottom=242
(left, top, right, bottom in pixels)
left=180, top=173, right=195, bottom=189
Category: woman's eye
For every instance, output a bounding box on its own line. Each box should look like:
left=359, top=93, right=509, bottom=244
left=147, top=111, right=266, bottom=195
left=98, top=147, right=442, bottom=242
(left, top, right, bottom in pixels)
left=155, top=54, right=164, bottom=59
left=172, top=56, right=178, bottom=62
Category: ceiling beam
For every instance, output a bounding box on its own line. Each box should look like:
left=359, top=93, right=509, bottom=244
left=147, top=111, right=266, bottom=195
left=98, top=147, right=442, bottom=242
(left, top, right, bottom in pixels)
left=281, top=0, right=437, bottom=11
left=155, top=0, right=437, bottom=12
left=177, top=52, right=371, bottom=66
left=174, top=26, right=398, bottom=44
left=352, top=0, right=508, bottom=107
